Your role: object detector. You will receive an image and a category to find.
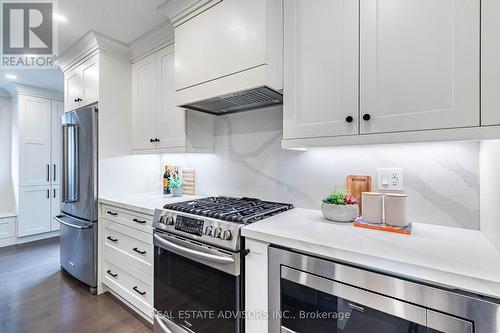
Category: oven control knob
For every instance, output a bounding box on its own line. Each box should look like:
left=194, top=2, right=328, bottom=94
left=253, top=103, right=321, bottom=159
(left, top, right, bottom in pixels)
left=205, top=225, right=214, bottom=236
left=166, top=216, right=175, bottom=225
left=213, top=227, right=222, bottom=238
left=222, top=230, right=232, bottom=241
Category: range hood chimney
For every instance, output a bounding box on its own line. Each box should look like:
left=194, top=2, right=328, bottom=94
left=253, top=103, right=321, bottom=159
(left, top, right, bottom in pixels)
left=160, top=0, right=283, bottom=115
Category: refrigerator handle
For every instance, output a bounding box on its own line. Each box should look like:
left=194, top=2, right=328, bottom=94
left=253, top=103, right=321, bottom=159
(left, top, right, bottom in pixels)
left=62, top=124, right=79, bottom=203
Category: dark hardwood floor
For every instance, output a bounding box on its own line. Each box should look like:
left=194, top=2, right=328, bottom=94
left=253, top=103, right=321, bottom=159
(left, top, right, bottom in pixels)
left=0, top=237, right=152, bottom=333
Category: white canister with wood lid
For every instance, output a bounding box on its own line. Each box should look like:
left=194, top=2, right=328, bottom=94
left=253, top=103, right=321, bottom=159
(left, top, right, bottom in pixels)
left=361, top=192, right=384, bottom=224
left=384, top=193, right=409, bottom=227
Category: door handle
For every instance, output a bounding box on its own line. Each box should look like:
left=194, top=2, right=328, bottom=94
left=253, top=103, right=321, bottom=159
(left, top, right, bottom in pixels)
left=106, top=211, right=118, bottom=216
left=133, top=286, right=146, bottom=296
left=107, top=236, right=118, bottom=242
left=133, top=247, right=146, bottom=255
left=47, top=189, right=50, bottom=199
left=53, top=164, right=56, bottom=182
left=47, top=164, right=50, bottom=182
left=53, top=189, right=56, bottom=198
left=106, top=270, right=118, bottom=278
left=132, top=218, right=146, bottom=224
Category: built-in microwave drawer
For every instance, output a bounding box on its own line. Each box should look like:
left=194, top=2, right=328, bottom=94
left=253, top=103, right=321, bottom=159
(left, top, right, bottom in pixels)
left=101, top=204, right=153, bottom=233
left=103, top=219, right=153, bottom=275
left=103, top=254, right=152, bottom=317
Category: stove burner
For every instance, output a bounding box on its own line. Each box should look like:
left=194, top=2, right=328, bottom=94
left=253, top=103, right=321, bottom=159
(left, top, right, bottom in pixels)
left=164, top=197, right=294, bottom=224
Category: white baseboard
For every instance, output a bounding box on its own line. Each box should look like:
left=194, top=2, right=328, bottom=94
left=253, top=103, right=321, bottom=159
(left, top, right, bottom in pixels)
left=0, top=237, right=17, bottom=248
left=17, top=231, right=60, bottom=244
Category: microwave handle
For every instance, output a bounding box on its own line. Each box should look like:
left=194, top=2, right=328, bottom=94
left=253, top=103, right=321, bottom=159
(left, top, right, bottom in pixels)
left=153, top=234, right=234, bottom=265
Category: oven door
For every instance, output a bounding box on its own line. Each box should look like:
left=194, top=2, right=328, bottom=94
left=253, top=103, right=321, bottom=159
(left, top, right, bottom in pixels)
left=280, top=266, right=428, bottom=333
left=153, top=231, right=241, bottom=333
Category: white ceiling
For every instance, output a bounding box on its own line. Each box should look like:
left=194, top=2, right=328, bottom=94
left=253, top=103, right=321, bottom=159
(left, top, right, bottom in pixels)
left=57, top=0, right=169, bottom=53
left=0, top=68, right=64, bottom=92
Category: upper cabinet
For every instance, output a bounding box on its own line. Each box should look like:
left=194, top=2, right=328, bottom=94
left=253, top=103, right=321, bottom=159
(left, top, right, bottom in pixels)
left=131, top=44, right=214, bottom=153
left=282, top=0, right=497, bottom=148
left=64, top=53, right=99, bottom=111
left=360, top=0, right=479, bottom=134
left=283, top=0, right=359, bottom=140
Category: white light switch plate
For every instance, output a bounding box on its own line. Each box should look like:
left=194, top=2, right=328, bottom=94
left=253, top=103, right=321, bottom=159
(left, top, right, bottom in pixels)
left=377, top=168, right=404, bottom=190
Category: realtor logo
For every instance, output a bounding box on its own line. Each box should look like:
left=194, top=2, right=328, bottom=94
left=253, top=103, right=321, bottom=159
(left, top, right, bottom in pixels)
left=2, top=2, right=53, bottom=54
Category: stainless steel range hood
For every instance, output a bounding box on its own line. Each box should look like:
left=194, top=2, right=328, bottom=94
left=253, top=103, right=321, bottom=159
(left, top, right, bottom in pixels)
left=179, top=86, right=283, bottom=115
left=168, top=0, right=283, bottom=116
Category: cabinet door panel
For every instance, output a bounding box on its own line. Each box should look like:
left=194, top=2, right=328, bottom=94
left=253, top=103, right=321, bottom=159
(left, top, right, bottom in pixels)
left=51, top=185, right=60, bottom=231
left=19, top=96, right=51, bottom=187
left=81, top=54, right=99, bottom=106
left=65, top=67, right=81, bottom=111
left=132, top=53, right=158, bottom=150
left=51, top=100, right=64, bottom=185
left=482, top=0, right=500, bottom=125
left=360, top=0, right=479, bottom=134
left=283, top=0, right=359, bottom=140
left=18, top=187, right=51, bottom=237
left=157, top=48, right=186, bottom=148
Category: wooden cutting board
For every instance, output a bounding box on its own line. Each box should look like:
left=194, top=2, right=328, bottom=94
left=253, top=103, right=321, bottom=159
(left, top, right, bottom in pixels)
left=183, top=168, right=196, bottom=195
left=346, top=175, right=372, bottom=215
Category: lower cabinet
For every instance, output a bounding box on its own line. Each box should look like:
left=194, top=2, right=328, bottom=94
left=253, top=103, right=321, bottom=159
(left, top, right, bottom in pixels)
left=18, top=186, right=60, bottom=237
left=0, top=216, right=17, bottom=247
left=100, top=203, right=154, bottom=320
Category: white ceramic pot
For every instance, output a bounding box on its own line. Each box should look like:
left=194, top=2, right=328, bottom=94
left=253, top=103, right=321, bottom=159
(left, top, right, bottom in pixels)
left=171, top=187, right=183, bottom=197
left=384, top=193, right=409, bottom=226
left=321, top=203, right=359, bottom=223
left=362, top=192, right=384, bottom=224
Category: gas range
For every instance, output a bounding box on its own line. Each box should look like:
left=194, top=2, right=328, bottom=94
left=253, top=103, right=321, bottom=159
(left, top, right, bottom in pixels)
left=152, top=196, right=293, bottom=251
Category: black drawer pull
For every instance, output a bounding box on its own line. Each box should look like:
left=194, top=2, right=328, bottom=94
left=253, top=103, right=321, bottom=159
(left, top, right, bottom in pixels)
left=133, top=247, right=146, bottom=255
left=133, top=286, right=146, bottom=295
left=107, top=270, right=118, bottom=278
left=132, top=218, right=146, bottom=224
left=107, top=236, right=118, bottom=242
left=107, top=211, right=118, bottom=216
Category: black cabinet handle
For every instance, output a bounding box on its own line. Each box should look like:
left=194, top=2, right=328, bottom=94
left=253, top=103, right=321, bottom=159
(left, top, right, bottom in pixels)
left=133, top=286, right=146, bottom=295
left=47, top=189, right=50, bottom=199
left=345, top=116, right=354, bottom=123
left=74, top=98, right=82, bottom=102
left=107, top=270, right=118, bottom=278
left=363, top=114, right=371, bottom=121
left=133, top=247, right=146, bottom=255
left=107, top=236, right=118, bottom=242
left=154, top=138, right=160, bottom=142
left=47, top=164, right=50, bottom=182
left=53, top=189, right=56, bottom=198
left=132, top=218, right=146, bottom=224
left=53, top=164, right=56, bottom=182
left=107, top=211, right=118, bottom=216
left=150, top=138, right=155, bottom=143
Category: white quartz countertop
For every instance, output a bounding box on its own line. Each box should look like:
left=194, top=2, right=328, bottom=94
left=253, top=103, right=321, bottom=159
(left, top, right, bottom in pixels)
left=242, top=208, right=500, bottom=299
left=99, top=193, right=202, bottom=215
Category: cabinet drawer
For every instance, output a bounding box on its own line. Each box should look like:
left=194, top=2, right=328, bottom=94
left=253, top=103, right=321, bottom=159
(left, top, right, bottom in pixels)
left=103, top=254, right=152, bottom=316
left=101, top=204, right=153, bottom=232
left=103, top=219, right=152, bottom=275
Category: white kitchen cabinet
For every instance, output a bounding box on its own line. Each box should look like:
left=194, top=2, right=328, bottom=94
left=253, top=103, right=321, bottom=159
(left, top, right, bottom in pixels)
left=51, top=100, right=64, bottom=185
left=18, top=186, right=51, bottom=237
left=64, top=53, right=99, bottom=111
left=50, top=185, right=61, bottom=231
left=283, top=0, right=359, bottom=140
left=482, top=0, right=500, bottom=126
left=360, top=0, right=479, bottom=134
left=18, top=95, right=52, bottom=187
left=132, top=53, right=158, bottom=150
left=0, top=216, right=16, bottom=244
left=132, top=44, right=214, bottom=153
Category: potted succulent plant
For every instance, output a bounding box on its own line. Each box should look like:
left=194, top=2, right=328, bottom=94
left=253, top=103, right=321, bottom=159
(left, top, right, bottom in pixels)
left=321, top=190, right=359, bottom=223
left=168, top=174, right=184, bottom=197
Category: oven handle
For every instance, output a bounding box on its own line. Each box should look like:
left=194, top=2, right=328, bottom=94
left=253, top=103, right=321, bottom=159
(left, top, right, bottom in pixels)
left=155, top=314, right=174, bottom=333
left=153, top=234, right=235, bottom=265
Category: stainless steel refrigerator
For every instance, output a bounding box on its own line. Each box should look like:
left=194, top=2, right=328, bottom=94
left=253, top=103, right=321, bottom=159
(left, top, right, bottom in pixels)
left=54, top=104, right=98, bottom=294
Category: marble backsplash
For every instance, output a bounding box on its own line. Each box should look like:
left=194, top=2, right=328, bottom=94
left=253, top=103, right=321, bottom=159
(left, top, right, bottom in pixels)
left=159, top=107, right=480, bottom=230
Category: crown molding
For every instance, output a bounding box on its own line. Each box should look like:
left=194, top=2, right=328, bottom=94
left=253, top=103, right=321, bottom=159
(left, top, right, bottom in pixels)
left=157, top=0, right=220, bottom=26
left=6, top=83, right=63, bottom=100
left=56, top=30, right=131, bottom=72
left=129, top=20, right=174, bottom=62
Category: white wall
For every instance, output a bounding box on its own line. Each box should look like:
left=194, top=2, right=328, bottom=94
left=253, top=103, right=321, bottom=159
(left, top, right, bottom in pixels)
left=158, top=107, right=480, bottom=230
left=480, top=140, right=500, bottom=250
left=0, top=91, right=15, bottom=212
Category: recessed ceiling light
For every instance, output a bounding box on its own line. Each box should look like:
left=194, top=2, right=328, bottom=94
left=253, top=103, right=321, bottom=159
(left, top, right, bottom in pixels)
left=53, top=13, right=67, bottom=22
left=5, top=74, right=17, bottom=80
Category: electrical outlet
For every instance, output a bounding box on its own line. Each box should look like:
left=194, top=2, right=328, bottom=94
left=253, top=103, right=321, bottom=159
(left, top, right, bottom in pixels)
left=377, top=168, right=404, bottom=191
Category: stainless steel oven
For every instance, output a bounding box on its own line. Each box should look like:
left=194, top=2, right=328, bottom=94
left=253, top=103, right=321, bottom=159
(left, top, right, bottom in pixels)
left=269, top=247, right=500, bottom=333
left=153, top=230, right=243, bottom=333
